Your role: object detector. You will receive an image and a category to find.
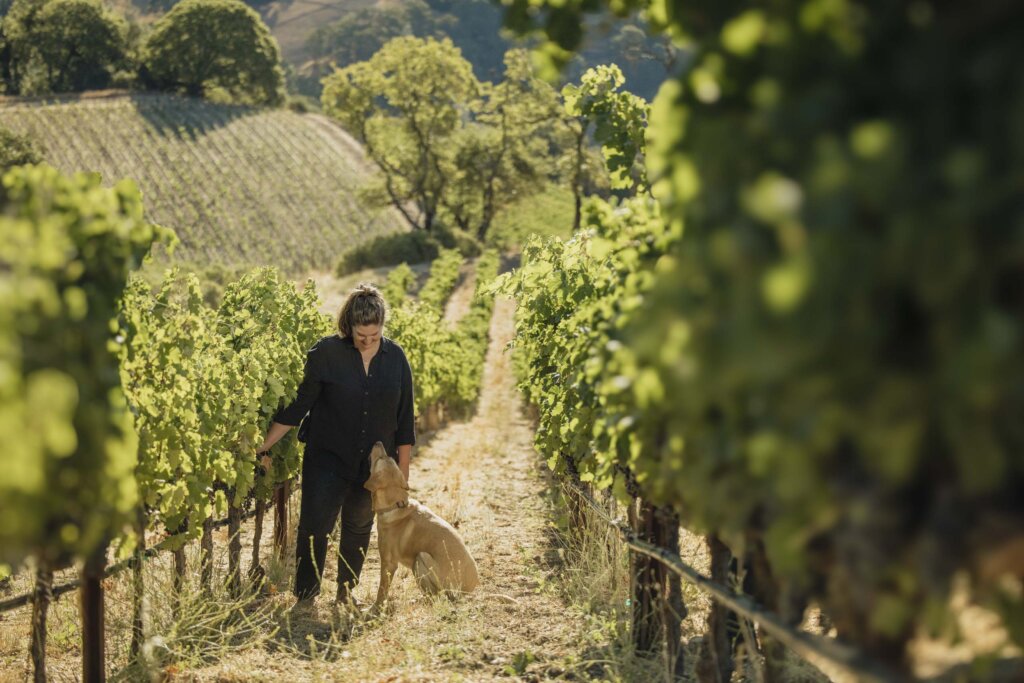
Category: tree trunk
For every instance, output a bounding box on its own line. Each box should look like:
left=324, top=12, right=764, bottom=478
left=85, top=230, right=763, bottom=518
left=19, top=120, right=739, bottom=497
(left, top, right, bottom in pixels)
left=30, top=564, right=52, bottom=683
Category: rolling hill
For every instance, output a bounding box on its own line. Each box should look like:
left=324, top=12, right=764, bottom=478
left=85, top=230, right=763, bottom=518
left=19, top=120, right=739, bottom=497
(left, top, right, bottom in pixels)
left=0, top=91, right=406, bottom=273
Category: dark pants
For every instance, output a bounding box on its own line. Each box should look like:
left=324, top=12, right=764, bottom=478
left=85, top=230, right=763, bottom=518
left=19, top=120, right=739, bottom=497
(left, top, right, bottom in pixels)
left=294, top=449, right=374, bottom=600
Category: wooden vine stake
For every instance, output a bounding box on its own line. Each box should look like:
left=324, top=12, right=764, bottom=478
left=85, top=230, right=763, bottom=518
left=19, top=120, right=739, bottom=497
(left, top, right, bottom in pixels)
left=29, top=564, right=52, bottom=683
left=81, top=550, right=106, bottom=682
left=696, top=535, right=737, bottom=683
left=227, top=499, right=242, bottom=597
left=562, top=455, right=588, bottom=545
left=173, top=544, right=186, bottom=613
left=249, top=499, right=266, bottom=584
left=172, top=519, right=187, bottom=616
left=130, top=513, right=146, bottom=659
left=201, top=516, right=214, bottom=594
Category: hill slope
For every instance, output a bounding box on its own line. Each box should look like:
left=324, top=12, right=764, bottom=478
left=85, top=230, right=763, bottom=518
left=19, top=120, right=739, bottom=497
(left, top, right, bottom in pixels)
left=0, top=92, right=405, bottom=273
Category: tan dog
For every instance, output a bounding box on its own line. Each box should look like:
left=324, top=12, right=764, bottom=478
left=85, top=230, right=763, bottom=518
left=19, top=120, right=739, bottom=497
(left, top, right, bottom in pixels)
left=364, top=442, right=479, bottom=612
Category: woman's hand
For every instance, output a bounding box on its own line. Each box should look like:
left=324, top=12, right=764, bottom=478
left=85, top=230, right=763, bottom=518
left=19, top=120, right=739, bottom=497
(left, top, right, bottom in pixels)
left=256, top=421, right=296, bottom=475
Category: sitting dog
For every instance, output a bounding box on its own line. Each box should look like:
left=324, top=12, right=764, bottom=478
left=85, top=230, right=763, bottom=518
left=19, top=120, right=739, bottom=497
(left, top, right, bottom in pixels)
left=364, top=442, right=480, bottom=612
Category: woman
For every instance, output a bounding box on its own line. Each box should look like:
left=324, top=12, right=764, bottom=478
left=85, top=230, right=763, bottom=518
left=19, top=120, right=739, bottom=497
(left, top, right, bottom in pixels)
left=256, top=284, right=415, bottom=605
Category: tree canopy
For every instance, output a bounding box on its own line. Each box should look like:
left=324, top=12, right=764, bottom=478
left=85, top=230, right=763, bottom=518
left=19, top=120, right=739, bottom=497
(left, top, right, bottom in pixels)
left=2, top=0, right=129, bottom=94
left=323, top=37, right=568, bottom=239
left=142, top=0, right=284, bottom=105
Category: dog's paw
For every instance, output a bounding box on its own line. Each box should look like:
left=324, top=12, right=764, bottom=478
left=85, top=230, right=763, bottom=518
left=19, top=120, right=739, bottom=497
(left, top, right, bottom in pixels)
left=366, top=599, right=397, bottom=621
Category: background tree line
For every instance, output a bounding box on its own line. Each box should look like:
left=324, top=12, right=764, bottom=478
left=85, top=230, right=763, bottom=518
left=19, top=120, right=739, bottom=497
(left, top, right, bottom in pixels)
left=0, top=0, right=284, bottom=104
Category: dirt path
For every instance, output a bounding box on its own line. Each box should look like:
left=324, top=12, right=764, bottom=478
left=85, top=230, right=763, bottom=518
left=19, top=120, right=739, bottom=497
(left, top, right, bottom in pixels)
left=441, top=259, right=477, bottom=326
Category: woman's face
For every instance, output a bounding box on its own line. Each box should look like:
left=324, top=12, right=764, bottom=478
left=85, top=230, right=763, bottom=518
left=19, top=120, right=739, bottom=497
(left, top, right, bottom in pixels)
left=353, top=324, right=382, bottom=352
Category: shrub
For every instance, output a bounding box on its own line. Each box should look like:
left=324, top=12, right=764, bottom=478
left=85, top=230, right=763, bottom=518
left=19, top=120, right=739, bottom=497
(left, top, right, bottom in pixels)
left=335, top=227, right=480, bottom=276
left=0, top=126, right=43, bottom=170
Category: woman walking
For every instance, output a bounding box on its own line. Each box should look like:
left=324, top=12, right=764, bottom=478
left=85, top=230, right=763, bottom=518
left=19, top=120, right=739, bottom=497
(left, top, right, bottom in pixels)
left=256, top=284, right=415, bottom=606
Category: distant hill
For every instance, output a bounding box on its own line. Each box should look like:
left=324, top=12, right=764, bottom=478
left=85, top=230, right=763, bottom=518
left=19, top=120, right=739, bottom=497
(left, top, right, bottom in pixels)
left=278, top=0, right=676, bottom=102
left=0, top=91, right=406, bottom=274
left=102, top=0, right=674, bottom=101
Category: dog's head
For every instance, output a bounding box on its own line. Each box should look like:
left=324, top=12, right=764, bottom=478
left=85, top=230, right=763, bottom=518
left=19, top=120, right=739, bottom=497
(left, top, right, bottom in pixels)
left=364, top=441, right=408, bottom=493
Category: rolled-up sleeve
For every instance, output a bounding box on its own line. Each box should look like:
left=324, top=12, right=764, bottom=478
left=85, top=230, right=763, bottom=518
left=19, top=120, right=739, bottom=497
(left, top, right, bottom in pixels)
left=396, top=351, right=416, bottom=446
left=273, top=345, right=323, bottom=426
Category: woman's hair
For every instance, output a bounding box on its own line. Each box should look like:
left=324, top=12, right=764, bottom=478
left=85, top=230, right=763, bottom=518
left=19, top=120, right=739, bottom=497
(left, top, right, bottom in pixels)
left=336, top=283, right=387, bottom=338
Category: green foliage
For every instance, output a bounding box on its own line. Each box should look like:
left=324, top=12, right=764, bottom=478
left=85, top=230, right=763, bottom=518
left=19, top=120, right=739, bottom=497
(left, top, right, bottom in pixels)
left=142, top=0, right=285, bottom=105
left=386, top=248, right=500, bottom=418
left=323, top=39, right=559, bottom=238
left=382, top=263, right=416, bottom=306
left=485, top=184, right=576, bottom=251
left=441, top=49, right=563, bottom=238
left=119, top=266, right=330, bottom=545
left=336, top=229, right=442, bottom=276
left=448, top=248, right=501, bottom=411
left=214, top=269, right=330, bottom=500
left=322, top=36, right=480, bottom=233
left=498, top=195, right=670, bottom=489
left=0, top=125, right=42, bottom=170
left=0, top=163, right=171, bottom=569
left=501, top=0, right=1024, bottom=659
left=3, top=0, right=130, bottom=94
left=561, top=64, right=648, bottom=191
left=417, top=247, right=463, bottom=311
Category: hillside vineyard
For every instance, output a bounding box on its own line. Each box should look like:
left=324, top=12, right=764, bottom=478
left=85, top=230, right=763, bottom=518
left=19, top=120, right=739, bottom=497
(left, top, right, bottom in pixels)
left=0, top=93, right=406, bottom=273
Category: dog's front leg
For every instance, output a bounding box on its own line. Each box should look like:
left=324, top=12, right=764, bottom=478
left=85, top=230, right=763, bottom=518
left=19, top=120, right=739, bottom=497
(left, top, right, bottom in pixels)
left=370, top=558, right=398, bottom=618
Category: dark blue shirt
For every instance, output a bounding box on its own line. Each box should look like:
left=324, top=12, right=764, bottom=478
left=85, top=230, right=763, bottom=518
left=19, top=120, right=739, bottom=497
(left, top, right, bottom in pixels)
left=273, top=335, right=416, bottom=476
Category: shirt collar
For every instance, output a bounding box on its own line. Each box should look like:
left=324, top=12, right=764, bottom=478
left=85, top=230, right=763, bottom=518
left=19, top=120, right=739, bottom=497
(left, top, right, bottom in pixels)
left=342, top=335, right=390, bottom=353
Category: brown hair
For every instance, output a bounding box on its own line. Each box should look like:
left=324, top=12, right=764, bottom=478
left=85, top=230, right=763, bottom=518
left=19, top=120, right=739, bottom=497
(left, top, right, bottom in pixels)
left=336, top=283, right=387, bottom=338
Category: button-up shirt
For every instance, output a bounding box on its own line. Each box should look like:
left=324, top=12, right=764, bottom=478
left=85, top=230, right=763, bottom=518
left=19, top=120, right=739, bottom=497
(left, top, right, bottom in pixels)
left=273, top=335, right=416, bottom=476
